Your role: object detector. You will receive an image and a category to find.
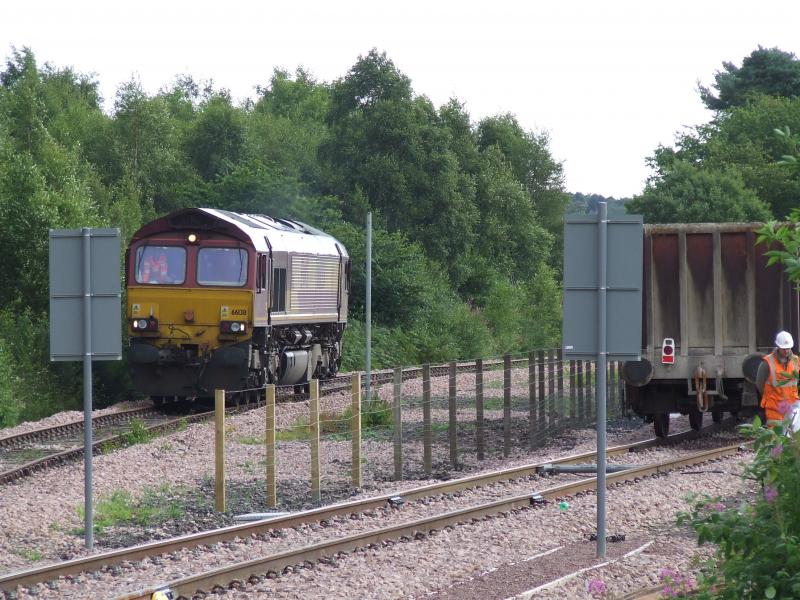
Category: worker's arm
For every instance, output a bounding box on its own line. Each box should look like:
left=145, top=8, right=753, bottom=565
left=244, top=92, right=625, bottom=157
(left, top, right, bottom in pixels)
left=755, top=361, right=770, bottom=398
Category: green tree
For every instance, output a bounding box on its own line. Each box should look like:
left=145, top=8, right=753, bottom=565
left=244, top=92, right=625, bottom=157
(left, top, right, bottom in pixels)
left=476, top=113, right=568, bottom=232
left=322, top=49, right=478, bottom=282
left=700, top=46, right=800, bottom=111
left=627, top=159, right=770, bottom=223
left=184, top=92, right=245, bottom=181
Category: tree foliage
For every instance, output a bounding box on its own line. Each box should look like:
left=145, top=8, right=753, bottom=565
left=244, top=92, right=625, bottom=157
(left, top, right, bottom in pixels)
left=0, top=46, right=567, bottom=427
left=627, top=159, right=770, bottom=223
left=634, top=46, right=800, bottom=224
left=700, top=46, right=800, bottom=111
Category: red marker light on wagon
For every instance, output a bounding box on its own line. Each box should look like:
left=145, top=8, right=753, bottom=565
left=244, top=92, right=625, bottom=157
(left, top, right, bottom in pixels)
left=661, top=338, right=675, bottom=364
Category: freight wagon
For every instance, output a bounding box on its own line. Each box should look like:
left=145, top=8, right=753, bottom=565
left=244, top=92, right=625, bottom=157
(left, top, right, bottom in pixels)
left=621, top=223, right=799, bottom=436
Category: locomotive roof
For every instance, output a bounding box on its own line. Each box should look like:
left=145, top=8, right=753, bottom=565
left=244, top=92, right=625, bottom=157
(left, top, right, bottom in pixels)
left=131, top=207, right=348, bottom=257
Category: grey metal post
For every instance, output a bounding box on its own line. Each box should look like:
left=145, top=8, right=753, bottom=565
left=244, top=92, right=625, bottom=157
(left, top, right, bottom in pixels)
left=365, top=212, right=372, bottom=402
left=82, top=228, right=93, bottom=550
left=596, top=202, right=608, bottom=558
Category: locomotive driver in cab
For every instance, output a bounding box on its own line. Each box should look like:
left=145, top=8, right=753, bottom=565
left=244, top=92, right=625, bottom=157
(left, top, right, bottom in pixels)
left=756, top=330, right=800, bottom=426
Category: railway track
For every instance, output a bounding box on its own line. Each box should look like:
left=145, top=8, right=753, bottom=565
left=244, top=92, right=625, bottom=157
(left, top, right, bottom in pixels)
left=0, top=421, right=742, bottom=597
left=0, top=359, right=524, bottom=486
left=0, top=407, right=172, bottom=484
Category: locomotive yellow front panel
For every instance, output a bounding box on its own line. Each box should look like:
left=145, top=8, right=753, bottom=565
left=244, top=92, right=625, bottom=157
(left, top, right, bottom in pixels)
left=128, top=287, right=253, bottom=350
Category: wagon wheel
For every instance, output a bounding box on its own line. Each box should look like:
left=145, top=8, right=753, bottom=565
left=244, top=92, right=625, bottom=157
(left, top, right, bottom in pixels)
left=653, top=413, right=670, bottom=437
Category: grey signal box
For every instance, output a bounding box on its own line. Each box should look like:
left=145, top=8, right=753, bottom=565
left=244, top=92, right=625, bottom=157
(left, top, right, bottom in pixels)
left=49, top=228, right=122, bottom=361
left=562, top=214, right=643, bottom=360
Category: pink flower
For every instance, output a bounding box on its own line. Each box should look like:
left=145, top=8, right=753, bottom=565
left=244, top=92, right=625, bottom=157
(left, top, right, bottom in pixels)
left=764, top=485, right=779, bottom=503
left=658, top=567, right=678, bottom=580
left=586, top=578, right=607, bottom=597
left=771, top=444, right=784, bottom=459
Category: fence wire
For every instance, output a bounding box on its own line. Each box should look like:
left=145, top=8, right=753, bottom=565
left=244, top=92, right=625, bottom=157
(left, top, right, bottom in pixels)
left=214, top=351, right=631, bottom=510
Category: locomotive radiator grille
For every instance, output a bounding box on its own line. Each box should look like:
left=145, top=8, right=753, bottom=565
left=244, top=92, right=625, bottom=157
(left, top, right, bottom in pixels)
left=290, top=254, right=340, bottom=312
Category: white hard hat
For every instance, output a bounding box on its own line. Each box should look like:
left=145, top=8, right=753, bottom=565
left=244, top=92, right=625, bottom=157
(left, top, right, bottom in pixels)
left=775, top=330, right=794, bottom=349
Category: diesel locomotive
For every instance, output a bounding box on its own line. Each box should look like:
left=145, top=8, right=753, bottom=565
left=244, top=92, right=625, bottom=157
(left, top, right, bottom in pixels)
left=125, top=207, right=349, bottom=401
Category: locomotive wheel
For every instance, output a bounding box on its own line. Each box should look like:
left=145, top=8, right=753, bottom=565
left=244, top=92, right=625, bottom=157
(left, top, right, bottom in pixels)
left=653, top=413, right=670, bottom=437
left=712, top=409, right=723, bottom=424
left=689, top=409, right=703, bottom=431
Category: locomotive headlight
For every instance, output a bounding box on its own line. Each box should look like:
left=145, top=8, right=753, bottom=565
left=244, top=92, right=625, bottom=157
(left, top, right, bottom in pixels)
left=231, top=322, right=241, bottom=332
left=186, top=233, right=198, bottom=244
left=136, top=319, right=148, bottom=329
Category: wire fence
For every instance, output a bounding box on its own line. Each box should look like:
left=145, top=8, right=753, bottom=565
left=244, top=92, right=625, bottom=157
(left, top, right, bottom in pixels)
left=212, top=350, right=630, bottom=512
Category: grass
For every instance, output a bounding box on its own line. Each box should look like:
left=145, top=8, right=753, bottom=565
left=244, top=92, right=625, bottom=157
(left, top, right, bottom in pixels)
left=74, top=484, right=185, bottom=535
left=15, top=548, right=43, bottom=562
left=272, top=398, right=395, bottom=442
left=100, top=418, right=153, bottom=454
left=237, top=434, right=264, bottom=445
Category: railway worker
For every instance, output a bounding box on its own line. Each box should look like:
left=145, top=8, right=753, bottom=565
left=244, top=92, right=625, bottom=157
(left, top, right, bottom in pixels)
left=756, top=330, right=800, bottom=426
left=141, top=251, right=170, bottom=283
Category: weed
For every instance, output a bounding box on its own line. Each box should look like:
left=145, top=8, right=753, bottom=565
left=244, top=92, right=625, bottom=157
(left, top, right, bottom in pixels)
left=277, top=416, right=310, bottom=441
left=73, top=486, right=185, bottom=535
left=120, top=419, right=151, bottom=446
left=237, top=435, right=265, bottom=445
left=15, top=548, right=43, bottom=562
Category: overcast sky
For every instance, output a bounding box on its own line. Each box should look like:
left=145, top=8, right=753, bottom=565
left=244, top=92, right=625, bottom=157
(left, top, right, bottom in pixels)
left=3, top=1, right=799, bottom=198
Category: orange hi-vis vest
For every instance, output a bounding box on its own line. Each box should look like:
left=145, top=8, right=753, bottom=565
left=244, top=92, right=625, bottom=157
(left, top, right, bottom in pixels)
left=761, top=351, right=800, bottom=421
left=143, top=255, right=168, bottom=283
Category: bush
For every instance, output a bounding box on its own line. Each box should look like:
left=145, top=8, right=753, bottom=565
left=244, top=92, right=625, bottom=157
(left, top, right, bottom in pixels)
left=0, top=338, right=21, bottom=427
left=677, top=417, right=800, bottom=598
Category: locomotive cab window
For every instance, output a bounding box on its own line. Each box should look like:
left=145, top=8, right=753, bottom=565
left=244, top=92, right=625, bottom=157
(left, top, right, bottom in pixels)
left=135, top=245, right=186, bottom=285
left=198, top=248, right=248, bottom=286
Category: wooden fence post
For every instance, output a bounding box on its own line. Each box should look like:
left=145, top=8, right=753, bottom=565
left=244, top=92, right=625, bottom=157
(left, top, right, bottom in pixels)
left=423, top=364, right=432, bottom=475
left=310, top=378, right=320, bottom=502
left=537, top=350, right=546, bottom=437
left=351, top=373, right=362, bottom=488
left=557, top=349, right=564, bottom=428
left=449, top=361, right=458, bottom=468
left=476, top=358, right=485, bottom=460
left=528, top=350, right=536, bottom=450
left=214, top=389, right=225, bottom=512
left=607, top=361, right=614, bottom=416
left=569, top=361, right=577, bottom=423
left=548, top=349, right=556, bottom=430
left=503, top=354, right=511, bottom=457
left=393, top=368, right=403, bottom=481
left=265, top=384, right=276, bottom=508
left=577, top=361, right=585, bottom=422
